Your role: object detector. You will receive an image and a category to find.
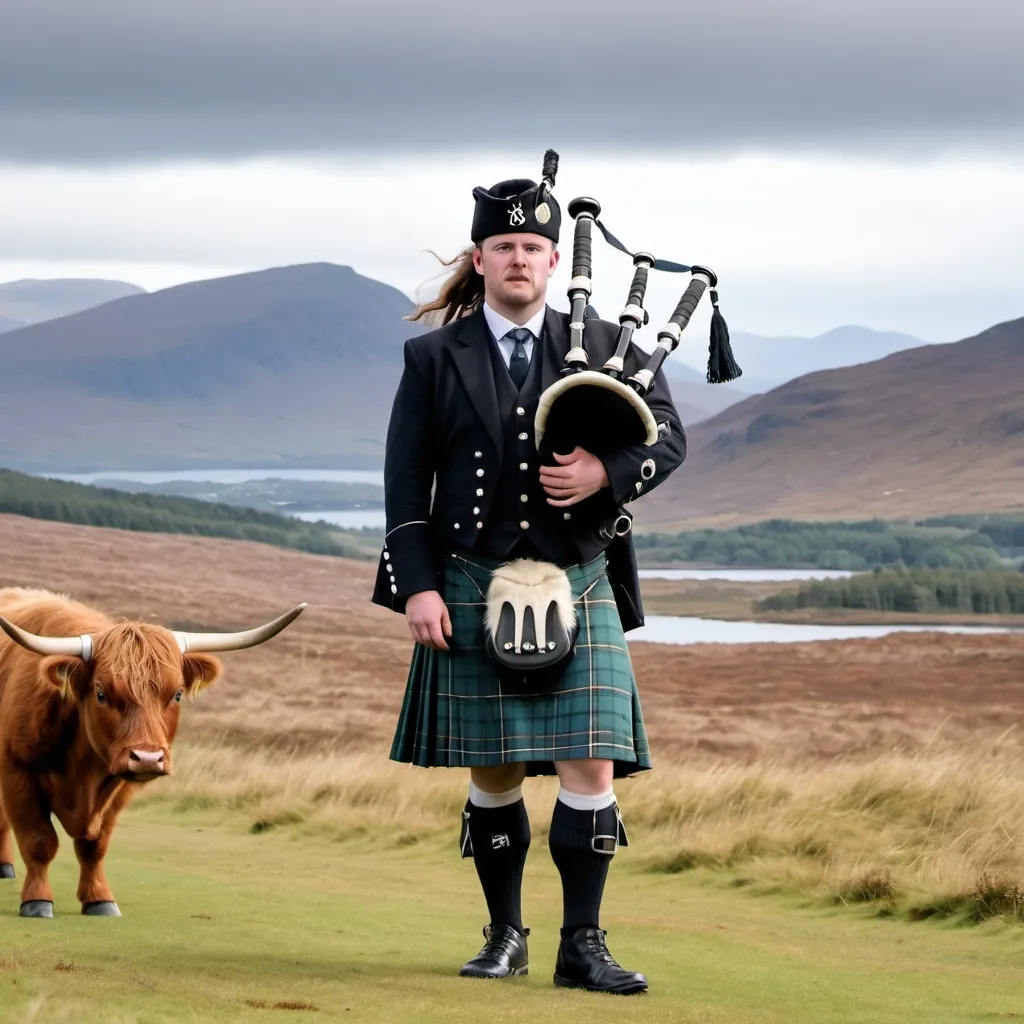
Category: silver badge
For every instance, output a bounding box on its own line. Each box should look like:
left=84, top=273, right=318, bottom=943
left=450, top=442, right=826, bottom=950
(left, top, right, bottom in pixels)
left=508, top=202, right=525, bottom=227
left=535, top=201, right=551, bottom=225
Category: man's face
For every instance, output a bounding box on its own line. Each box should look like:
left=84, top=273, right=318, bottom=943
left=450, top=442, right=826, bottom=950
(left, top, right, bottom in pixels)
left=473, top=234, right=559, bottom=310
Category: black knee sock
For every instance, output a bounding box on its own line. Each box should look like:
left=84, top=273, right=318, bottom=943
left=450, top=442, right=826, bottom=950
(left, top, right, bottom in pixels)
left=463, top=797, right=530, bottom=934
left=548, top=798, right=622, bottom=937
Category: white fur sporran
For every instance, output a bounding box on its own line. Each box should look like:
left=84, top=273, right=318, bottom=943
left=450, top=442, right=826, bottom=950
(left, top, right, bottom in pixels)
left=483, top=558, right=579, bottom=688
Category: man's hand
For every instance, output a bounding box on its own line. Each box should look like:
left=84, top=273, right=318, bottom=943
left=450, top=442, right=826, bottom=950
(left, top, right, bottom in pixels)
left=405, top=590, right=452, bottom=651
left=539, top=447, right=610, bottom=507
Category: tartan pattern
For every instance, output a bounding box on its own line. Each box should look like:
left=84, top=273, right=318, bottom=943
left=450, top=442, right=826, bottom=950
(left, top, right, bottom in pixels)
left=389, top=551, right=652, bottom=777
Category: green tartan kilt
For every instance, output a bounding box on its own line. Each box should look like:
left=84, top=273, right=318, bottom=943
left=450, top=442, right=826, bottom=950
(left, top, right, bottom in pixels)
left=389, top=549, right=652, bottom=778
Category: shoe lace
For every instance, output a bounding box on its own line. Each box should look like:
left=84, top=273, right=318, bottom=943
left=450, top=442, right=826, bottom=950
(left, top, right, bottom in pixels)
left=586, top=929, right=619, bottom=967
left=478, top=924, right=526, bottom=962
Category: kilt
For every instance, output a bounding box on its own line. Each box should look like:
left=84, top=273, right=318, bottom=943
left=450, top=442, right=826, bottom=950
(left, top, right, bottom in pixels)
left=389, top=549, right=652, bottom=778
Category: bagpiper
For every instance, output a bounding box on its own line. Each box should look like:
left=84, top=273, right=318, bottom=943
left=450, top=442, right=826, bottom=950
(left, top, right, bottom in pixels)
left=371, top=150, right=687, bottom=994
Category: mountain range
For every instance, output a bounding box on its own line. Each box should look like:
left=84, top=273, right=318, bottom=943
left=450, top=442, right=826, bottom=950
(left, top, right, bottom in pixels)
left=0, top=262, right=1020, bottom=527
left=0, top=278, right=145, bottom=333
left=639, top=316, right=1024, bottom=529
left=0, top=263, right=420, bottom=471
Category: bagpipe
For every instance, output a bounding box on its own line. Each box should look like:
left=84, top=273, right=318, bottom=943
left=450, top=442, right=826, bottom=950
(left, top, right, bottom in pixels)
left=534, top=194, right=743, bottom=490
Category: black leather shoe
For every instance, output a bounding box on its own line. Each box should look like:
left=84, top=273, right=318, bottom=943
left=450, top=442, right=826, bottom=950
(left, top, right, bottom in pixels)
left=553, top=927, right=648, bottom=994
left=459, top=923, right=529, bottom=978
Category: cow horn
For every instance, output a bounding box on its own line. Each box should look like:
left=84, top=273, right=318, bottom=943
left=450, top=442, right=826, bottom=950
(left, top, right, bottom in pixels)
left=171, top=603, right=308, bottom=654
left=0, top=616, right=94, bottom=661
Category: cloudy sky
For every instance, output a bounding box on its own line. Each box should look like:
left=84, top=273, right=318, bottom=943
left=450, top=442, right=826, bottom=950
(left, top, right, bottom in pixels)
left=2, top=0, right=1022, bottom=345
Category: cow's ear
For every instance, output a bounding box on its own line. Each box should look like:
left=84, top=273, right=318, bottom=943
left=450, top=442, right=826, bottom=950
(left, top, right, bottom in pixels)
left=42, top=655, right=88, bottom=701
left=182, top=654, right=222, bottom=701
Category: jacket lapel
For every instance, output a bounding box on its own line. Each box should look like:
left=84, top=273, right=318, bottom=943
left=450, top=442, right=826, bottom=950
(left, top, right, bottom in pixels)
left=540, top=306, right=571, bottom=393
left=451, top=310, right=503, bottom=457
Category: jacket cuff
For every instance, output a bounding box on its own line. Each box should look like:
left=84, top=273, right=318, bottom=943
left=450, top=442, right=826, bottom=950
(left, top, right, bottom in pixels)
left=381, top=521, right=437, bottom=599
left=601, top=444, right=662, bottom=506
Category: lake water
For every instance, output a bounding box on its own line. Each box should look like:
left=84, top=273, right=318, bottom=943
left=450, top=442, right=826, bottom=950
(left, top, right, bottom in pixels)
left=638, top=568, right=853, bottom=582
left=292, top=509, right=386, bottom=529
left=629, top=616, right=1014, bottom=645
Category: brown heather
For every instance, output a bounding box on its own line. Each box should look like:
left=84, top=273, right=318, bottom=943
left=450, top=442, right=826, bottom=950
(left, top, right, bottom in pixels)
left=4, top=512, right=1024, bottom=921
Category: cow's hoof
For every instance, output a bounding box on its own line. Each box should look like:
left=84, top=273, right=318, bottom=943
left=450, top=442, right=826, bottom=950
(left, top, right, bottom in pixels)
left=19, top=900, right=54, bottom=918
left=82, top=900, right=121, bottom=917
left=0, top=862, right=15, bottom=879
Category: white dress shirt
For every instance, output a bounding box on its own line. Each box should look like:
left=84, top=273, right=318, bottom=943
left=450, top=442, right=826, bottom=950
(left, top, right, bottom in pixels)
left=482, top=302, right=545, bottom=369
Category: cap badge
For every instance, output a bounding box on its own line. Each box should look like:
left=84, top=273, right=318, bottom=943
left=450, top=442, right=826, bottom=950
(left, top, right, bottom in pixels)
left=535, top=202, right=551, bottom=225
left=508, top=202, right=526, bottom=227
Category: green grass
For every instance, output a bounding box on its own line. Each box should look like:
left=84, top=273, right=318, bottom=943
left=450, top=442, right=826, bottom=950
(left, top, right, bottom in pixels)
left=4, top=801, right=1024, bottom=1023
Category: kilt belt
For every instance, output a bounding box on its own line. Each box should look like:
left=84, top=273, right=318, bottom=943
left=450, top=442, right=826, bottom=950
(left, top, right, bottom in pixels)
left=389, top=549, right=652, bottom=778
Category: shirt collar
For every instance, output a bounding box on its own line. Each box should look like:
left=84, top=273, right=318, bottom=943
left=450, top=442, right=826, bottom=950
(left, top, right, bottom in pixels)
left=482, top=302, right=546, bottom=342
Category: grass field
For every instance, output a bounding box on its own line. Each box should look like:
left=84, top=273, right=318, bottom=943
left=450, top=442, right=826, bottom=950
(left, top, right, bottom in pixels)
left=5, top=775, right=1024, bottom=1024
left=6, top=745, right=1024, bottom=1023
left=4, top=514, right=1024, bottom=1022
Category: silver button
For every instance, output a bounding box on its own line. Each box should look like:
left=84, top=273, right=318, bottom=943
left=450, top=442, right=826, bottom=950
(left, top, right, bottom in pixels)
left=516, top=406, right=525, bottom=416
left=474, top=450, right=482, bottom=458
left=390, top=584, right=397, bottom=595
left=386, top=563, right=393, bottom=572
left=519, top=462, right=528, bottom=471
left=389, top=575, right=395, bottom=583
left=476, top=468, right=485, bottom=477
left=476, top=521, right=484, bottom=529
left=518, top=432, right=528, bottom=441
left=520, top=494, right=528, bottom=502
left=473, top=506, right=480, bottom=514
left=563, top=512, right=572, bottom=520
left=476, top=488, right=484, bottom=496
left=520, top=520, right=529, bottom=529
left=454, top=522, right=460, bottom=529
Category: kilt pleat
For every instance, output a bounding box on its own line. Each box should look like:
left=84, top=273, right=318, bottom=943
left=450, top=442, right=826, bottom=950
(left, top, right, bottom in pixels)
left=389, top=550, right=652, bottom=777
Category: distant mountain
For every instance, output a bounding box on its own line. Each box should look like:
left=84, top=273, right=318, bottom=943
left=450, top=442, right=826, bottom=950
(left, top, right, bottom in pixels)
left=659, top=364, right=754, bottom=425
left=638, top=317, right=1024, bottom=529
left=0, top=278, right=146, bottom=328
left=0, top=263, right=420, bottom=472
left=0, top=314, right=23, bottom=334
left=671, top=325, right=933, bottom=392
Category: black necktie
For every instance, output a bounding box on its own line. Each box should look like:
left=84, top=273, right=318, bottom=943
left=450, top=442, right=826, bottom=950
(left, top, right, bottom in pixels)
left=506, top=327, right=531, bottom=390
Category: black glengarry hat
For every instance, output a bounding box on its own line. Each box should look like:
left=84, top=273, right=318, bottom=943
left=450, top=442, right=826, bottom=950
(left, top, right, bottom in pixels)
left=471, top=149, right=561, bottom=245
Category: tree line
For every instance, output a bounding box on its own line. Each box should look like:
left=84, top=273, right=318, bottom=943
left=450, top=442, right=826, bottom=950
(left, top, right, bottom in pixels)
left=758, top=567, right=1024, bottom=615
left=632, top=517, right=1022, bottom=570
left=0, top=468, right=373, bottom=560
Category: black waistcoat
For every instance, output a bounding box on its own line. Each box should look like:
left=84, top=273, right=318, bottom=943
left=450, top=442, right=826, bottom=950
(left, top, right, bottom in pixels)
left=473, top=327, right=579, bottom=566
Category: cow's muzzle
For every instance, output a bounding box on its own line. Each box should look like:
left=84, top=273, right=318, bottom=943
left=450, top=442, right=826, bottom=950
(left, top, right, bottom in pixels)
left=122, top=747, right=169, bottom=779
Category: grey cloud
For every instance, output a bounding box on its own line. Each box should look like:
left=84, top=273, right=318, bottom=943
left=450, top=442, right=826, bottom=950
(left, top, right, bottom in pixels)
left=2, top=0, right=1023, bottom=162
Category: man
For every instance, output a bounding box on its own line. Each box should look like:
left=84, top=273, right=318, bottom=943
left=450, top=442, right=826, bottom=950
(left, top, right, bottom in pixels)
left=371, top=154, right=686, bottom=994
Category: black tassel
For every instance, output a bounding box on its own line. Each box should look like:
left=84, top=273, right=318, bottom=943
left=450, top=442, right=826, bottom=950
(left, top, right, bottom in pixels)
left=706, top=289, right=742, bottom=384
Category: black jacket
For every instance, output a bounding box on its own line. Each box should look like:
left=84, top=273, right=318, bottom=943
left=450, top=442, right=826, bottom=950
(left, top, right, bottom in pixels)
left=370, top=305, right=686, bottom=631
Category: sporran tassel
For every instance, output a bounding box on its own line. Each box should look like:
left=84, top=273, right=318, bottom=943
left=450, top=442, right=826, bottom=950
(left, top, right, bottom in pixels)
left=706, top=288, right=742, bottom=384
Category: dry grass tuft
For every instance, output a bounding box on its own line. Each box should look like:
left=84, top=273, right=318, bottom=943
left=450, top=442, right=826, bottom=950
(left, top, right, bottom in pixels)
left=140, top=741, right=1024, bottom=924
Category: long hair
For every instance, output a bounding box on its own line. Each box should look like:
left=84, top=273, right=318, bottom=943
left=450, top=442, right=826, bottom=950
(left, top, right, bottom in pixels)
left=406, top=246, right=483, bottom=325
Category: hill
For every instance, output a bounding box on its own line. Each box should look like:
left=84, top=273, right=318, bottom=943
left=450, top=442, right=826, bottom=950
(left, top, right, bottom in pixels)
left=0, top=467, right=378, bottom=559
left=0, top=277, right=145, bottom=328
left=0, top=263, right=420, bottom=471
left=639, top=317, right=1024, bottom=529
